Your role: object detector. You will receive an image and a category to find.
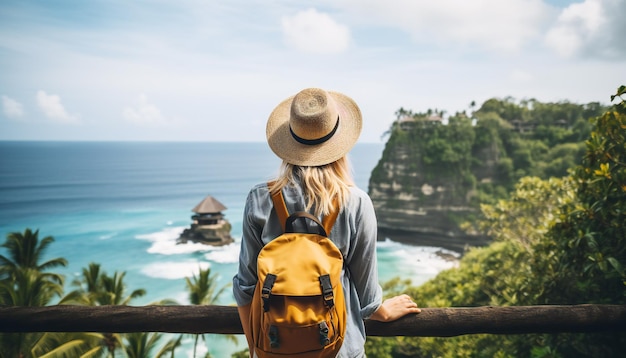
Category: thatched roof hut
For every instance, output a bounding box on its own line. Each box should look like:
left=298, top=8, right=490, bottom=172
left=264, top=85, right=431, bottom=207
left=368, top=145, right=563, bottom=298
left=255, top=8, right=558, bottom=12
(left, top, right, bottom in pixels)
left=192, top=196, right=227, bottom=214
left=177, top=195, right=233, bottom=246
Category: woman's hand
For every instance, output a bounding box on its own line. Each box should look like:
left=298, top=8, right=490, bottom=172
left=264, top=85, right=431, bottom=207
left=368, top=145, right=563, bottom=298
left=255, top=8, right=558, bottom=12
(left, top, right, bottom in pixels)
left=369, top=294, right=421, bottom=322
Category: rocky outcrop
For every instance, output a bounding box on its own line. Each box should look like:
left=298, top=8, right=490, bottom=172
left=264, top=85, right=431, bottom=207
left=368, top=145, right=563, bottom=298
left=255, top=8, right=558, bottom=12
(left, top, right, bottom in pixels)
left=370, top=143, right=474, bottom=237
left=177, top=220, right=234, bottom=246
left=369, top=120, right=496, bottom=247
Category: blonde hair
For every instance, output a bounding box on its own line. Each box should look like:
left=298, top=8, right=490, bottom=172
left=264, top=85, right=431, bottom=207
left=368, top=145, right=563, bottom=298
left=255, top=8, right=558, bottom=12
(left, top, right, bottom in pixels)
left=269, top=156, right=354, bottom=217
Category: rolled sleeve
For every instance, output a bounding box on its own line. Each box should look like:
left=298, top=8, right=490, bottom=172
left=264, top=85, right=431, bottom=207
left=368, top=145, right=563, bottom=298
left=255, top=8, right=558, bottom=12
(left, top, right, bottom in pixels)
left=347, top=192, right=383, bottom=319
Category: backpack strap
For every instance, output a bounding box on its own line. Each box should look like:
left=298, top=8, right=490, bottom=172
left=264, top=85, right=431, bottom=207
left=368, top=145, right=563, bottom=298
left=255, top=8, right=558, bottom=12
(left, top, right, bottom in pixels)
left=286, top=212, right=328, bottom=236
left=268, top=181, right=339, bottom=235
left=269, top=182, right=289, bottom=233
left=322, top=198, right=339, bottom=236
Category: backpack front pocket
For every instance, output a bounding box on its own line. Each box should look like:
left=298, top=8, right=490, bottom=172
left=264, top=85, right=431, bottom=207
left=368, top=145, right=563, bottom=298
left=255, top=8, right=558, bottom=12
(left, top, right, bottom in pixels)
left=260, top=319, right=338, bottom=354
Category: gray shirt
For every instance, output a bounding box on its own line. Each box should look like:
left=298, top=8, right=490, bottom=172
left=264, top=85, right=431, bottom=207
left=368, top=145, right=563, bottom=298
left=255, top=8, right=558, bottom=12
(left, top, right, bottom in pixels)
left=232, top=181, right=383, bottom=358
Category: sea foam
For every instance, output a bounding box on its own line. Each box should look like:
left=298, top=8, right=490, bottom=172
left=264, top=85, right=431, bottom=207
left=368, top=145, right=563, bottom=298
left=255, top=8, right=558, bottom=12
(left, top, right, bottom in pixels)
left=136, top=226, right=242, bottom=262
left=140, top=260, right=211, bottom=280
left=203, top=242, right=240, bottom=264
left=377, top=238, right=460, bottom=285
left=136, top=226, right=214, bottom=255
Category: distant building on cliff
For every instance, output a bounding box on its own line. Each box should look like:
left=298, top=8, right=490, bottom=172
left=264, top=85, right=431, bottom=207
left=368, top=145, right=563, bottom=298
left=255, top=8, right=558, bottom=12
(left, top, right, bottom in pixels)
left=397, top=114, right=444, bottom=131
left=177, top=195, right=234, bottom=246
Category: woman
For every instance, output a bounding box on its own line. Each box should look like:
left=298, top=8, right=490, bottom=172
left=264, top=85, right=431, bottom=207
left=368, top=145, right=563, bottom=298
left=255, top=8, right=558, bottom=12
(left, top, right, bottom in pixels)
left=233, top=88, right=420, bottom=358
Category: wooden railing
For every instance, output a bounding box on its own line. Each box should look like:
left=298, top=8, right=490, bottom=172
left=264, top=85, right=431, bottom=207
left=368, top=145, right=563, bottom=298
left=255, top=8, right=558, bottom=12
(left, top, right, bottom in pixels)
left=1, top=304, right=625, bottom=336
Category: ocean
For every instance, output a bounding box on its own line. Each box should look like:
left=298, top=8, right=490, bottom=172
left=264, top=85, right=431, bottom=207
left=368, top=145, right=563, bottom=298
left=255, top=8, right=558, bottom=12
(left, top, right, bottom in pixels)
left=0, top=141, right=459, bottom=357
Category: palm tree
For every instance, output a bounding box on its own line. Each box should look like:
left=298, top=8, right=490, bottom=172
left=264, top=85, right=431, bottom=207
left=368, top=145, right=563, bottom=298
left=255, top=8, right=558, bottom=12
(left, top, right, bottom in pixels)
left=61, top=263, right=147, bottom=306
left=0, top=269, right=62, bottom=358
left=59, top=262, right=103, bottom=305
left=61, top=263, right=179, bottom=358
left=31, top=332, right=105, bottom=358
left=98, top=271, right=146, bottom=306
left=0, top=229, right=68, bottom=358
left=122, top=332, right=181, bottom=358
left=98, top=271, right=149, bottom=357
left=60, top=264, right=147, bottom=357
left=186, top=267, right=227, bottom=306
left=184, top=266, right=233, bottom=358
left=0, top=268, right=64, bottom=307
left=0, top=228, right=67, bottom=280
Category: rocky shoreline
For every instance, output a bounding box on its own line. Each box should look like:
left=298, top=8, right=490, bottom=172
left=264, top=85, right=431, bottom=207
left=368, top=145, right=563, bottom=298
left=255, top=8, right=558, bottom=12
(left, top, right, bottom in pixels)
left=377, top=228, right=490, bottom=255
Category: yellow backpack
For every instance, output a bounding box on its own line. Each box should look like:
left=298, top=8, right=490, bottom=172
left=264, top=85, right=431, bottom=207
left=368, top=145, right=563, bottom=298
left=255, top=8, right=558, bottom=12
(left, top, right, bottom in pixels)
left=249, top=186, right=347, bottom=358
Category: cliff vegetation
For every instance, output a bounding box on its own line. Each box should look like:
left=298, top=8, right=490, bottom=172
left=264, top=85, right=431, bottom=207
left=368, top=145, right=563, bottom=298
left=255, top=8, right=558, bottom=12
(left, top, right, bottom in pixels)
left=370, top=94, right=608, bottom=244
left=365, top=86, right=626, bottom=357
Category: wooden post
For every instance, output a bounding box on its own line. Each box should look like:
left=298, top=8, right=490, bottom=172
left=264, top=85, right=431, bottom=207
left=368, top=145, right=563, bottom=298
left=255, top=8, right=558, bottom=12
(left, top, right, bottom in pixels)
left=1, top=304, right=625, bottom=336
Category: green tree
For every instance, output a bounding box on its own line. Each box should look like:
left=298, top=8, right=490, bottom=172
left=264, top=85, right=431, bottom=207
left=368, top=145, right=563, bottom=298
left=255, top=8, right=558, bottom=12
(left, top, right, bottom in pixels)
left=60, top=263, right=148, bottom=358
left=0, top=267, right=65, bottom=307
left=0, top=229, right=68, bottom=358
left=547, top=85, right=626, bottom=304
left=60, top=262, right=103, bottom=305
left=186, top=267, right=227, bottom=306
left=30, top=332, right=104, bottom=358
left=184, top=266, right=232, bottom=358
left=98, top=271, right=146, bottom=306
left=368, top=176, right=577, bottom=358
left=0, top=228, right=67, bottom=285
left=536, top=86, right=626, bottom=356
left=61, top=263, right=147, bottom=306
left=122, top=332, right=181, bottom=358
left=368, top=87, right=626, bottom=358
left=539, top=142, right=585, bottom=178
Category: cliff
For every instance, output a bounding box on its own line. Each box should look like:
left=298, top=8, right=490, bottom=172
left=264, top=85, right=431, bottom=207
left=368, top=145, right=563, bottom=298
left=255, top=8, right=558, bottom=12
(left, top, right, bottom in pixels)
left=370, top=99, right=607, bottom=250
left=369, top=116, right=497, bottom=248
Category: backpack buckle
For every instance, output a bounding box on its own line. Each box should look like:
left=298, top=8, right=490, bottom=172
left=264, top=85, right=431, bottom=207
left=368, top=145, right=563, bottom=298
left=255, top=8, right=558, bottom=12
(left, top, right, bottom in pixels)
left=269, top=325, right=280, bottom=348
left=319, top=274, right=335, bottom=308
left=262, top=274, right=277, bottom=312
left=319, top=322, right=330, bottom=346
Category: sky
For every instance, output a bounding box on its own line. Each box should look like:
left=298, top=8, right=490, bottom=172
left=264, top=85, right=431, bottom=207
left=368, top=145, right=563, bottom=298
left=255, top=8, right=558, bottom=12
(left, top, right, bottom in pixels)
left=1, top=0, right=625, bottom=143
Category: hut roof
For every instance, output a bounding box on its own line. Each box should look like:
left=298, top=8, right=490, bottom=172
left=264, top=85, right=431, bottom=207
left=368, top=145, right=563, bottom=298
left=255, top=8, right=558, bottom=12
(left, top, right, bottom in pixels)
left=192, top=195, right=227, bottom=214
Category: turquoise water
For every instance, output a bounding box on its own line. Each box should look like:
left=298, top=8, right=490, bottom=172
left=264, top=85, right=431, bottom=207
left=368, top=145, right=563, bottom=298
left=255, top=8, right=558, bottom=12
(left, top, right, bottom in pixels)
left=0, top=141, right=458, bottom=357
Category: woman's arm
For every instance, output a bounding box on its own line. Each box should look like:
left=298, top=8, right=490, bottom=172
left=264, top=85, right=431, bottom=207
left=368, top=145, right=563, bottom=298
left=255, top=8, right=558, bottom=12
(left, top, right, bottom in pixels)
left=349, top=192, right=422, bottom=322
left=369, top=294, right=421, bottom=322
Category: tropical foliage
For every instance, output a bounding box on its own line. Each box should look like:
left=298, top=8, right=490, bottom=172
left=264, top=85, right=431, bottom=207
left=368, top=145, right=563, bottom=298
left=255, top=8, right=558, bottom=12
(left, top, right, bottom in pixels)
left=121, top=332, right=181, bottom=358
left=0, top=229, right=68, bottom=358
left=366, top=86, right=626, bottom=357
left=184, top=266, right=233, bottom=358
left=0, top=228, right=67, bottom=306
left=374, top=95, right=607, bottom=208
left=58, top=262, right=154, bottom=357
left=0, top=230, right=182, bottom=357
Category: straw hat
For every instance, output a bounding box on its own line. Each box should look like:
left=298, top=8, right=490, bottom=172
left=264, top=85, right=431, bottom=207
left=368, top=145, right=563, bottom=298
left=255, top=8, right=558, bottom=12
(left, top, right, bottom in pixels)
left=266, top=88, right=362, bottom=167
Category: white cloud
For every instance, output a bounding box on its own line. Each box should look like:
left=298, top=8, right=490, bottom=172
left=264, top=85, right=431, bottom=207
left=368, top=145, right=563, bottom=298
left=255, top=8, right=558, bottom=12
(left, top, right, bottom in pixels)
left=336, top=0, right=552, bottom=53
left=510, top=69, right=533, bottom=83
left=36, top=90, right=80, bottom=123
left=1, top=1, right=623, bottom=142
left=122, top=94, right=166, bottom=125
left=545, top=0, right=626, bottom=59
left=282, top=8, right=351, bottom=54
left=1, top=95, right=24, bottom=119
